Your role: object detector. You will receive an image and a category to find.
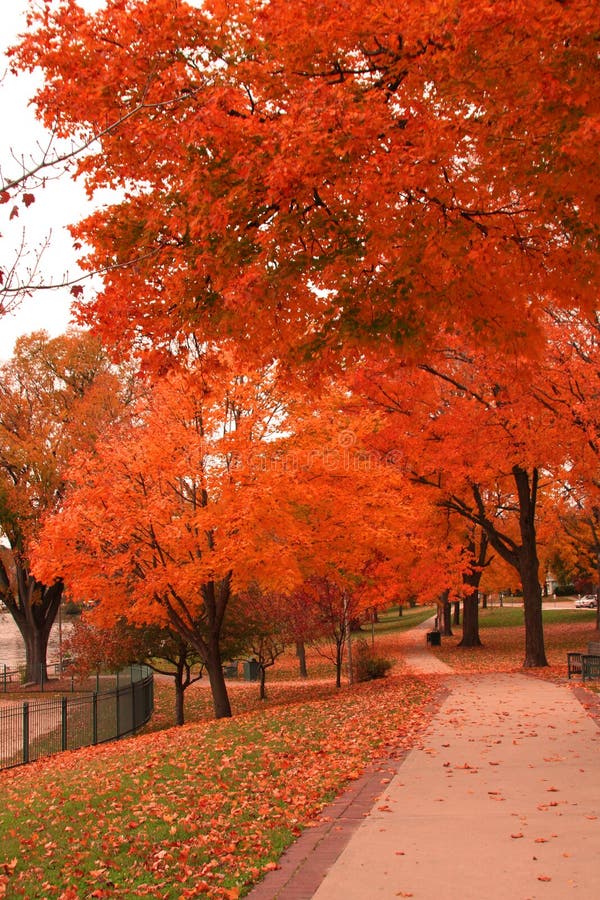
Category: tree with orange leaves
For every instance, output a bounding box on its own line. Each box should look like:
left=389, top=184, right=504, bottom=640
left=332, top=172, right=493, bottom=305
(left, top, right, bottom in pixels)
left=12, top=0, right=598, bottom=369
left=355, top=338, right=569, bottom=667
left=33, top=351, right=307, bottom=718
left=0, top=329, right=129, bottom=682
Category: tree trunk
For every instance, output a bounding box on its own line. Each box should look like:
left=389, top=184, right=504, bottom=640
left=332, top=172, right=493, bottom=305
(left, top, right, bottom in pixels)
left=335, top=638, right=343, bottom=688
left=441, top=591, right=453, bottom=636
left=515, top=468, right=548, bottom=667
left=8, top=565, right=64, bottom=684
left=520, top=550, right=547, bottom=667
left=174, top=672, right=185, bottom=726
left=469, top=468, right=547, bottom=667
left=205, top=637, right=232, bottom=718
left=259, top=665, right=266, bottom=700
left=453, top=600, right=460, bottom=626
left=22, top=627, right=51, bottom=684
left=296, top=640, right=308, bottom=677
left=458, top=534, right=486, bottom=648
left=459, top=593, right=482, bottom=647
left=164, top=573, right=233, bottom=718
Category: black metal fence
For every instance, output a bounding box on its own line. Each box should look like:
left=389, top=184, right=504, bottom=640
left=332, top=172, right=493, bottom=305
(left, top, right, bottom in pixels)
left=0, top=662, right=133, bottom=694
left=0, top=665, right=154, bottom=770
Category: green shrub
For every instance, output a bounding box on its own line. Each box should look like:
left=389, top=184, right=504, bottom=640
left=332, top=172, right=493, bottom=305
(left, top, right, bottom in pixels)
left=353, top=639, right=392, bottom=682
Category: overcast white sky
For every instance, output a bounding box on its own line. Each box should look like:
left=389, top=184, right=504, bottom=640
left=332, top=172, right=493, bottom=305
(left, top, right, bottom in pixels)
left=0, top=0, right=104, bottom=360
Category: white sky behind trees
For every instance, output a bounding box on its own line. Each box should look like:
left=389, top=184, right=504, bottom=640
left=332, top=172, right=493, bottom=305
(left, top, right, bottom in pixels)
left=0, top=0, right=103, bottom=360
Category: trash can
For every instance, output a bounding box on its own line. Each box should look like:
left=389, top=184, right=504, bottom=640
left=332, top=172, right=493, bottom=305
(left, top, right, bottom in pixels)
left=427, top=630, right=441, bottom=647
left=243, top=660, right=260, bottom=681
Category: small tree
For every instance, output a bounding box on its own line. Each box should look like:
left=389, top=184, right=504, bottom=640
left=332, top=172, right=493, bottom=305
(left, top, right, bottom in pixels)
left=298, top=578, right=362, bottom=688
left=65, top=618, right=205, bottom=726
left=234, top=586, right=294, bottom=700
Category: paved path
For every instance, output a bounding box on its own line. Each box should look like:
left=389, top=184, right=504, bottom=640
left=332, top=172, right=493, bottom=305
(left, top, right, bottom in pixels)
left=397, top=616, right=454, bottom=675
left=248, top=626, right=600, bottom=899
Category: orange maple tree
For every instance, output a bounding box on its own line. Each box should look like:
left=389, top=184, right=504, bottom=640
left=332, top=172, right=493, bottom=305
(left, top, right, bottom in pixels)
left=354, top=337, right=571, bottom=666
left=33, top=352, right=305, bottom=717
left=12, top=0, right=599, bottom=367
left=0, top=329, right=128, bottom=682
left=33, top=363, right=421, bottom=708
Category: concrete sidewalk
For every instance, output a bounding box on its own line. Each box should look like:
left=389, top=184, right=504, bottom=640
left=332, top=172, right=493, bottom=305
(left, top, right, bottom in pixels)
left=397, top=616, right=454, bottom=675
left=248, top=672, right=600, bottom=899
left=313, top=674, right=600, bottom=899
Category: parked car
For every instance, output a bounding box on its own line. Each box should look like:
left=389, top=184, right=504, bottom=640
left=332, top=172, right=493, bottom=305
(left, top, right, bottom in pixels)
left=574, top=595, right=598, bottom=608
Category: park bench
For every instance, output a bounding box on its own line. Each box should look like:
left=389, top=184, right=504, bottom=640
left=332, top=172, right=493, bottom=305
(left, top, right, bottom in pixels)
left=567, top=641, right=600, bottom=681
left=426, top=630, right=441, bottom=647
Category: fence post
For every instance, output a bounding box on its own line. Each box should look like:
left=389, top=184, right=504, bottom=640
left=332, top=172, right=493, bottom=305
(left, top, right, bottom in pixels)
left=131, top=680, right=136, bottom=731
left=61, top=697, right=68, bottom=751
left=92, top=693, right=98, bottom=745
left=116, top=684, right=120, bottom=738
left=22, top=702, right=29, bottom=765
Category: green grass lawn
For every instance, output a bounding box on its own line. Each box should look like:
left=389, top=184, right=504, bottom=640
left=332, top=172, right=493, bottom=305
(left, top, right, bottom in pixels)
left=357, top=605, right=435, bottom=635
left=476, top=606, right=597, bottom=628
left=433, top=606, right=599, bottom=674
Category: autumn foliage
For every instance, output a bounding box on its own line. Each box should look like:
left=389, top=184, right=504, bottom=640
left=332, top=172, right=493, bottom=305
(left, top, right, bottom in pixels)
left=11, top=0, right=599, bottom=367
left=3, top=11, right=600, bottom=900
left=6, top=1, right=600, bottom=694
left=0, top=329, right=129, bottom=682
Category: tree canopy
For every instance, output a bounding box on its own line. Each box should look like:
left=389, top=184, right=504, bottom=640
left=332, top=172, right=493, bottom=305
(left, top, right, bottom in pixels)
left=12, top=0, right=599, bottom=366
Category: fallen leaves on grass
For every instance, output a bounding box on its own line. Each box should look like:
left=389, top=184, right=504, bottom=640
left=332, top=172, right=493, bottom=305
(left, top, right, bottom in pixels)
left=434, top=619, right=600, bottom=678
left=0, top=674, right=437, bottom=899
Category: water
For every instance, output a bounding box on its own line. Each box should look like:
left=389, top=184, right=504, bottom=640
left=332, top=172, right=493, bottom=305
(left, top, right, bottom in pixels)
left=0, top=609, right=71, bottom=668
